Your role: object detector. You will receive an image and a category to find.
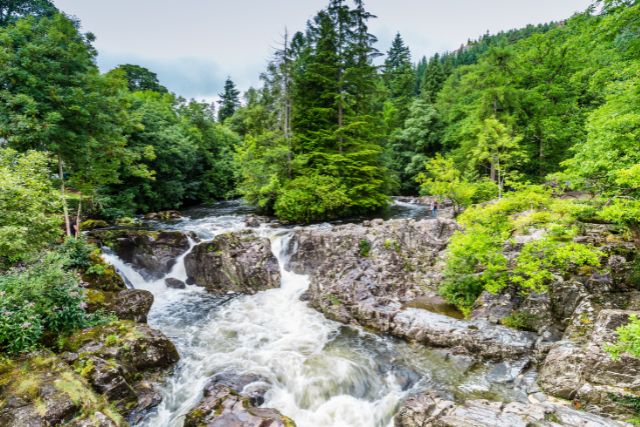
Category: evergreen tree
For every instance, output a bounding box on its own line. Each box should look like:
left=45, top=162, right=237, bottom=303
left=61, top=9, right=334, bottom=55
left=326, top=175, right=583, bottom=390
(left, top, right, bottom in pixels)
left=217, top=77, right=241, bottom=122
left=420, top=54, right=446, bottom=103
left=382, top=32, right=414, bottom=126
left=0, top=0, right=56, bottom=26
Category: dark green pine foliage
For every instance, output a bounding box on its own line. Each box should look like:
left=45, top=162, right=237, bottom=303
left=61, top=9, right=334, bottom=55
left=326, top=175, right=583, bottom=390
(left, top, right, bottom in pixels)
left=420, top=53, right=447, bottom=103
left=279, top=0, right=389, bottom=222
left=383, top=32, right=415, bottom=126
left=217, top=77, right=241, bottom=123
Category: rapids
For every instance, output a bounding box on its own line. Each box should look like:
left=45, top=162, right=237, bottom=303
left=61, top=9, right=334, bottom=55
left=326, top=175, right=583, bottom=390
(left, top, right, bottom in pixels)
left=102, top=201, right=526, bottom=427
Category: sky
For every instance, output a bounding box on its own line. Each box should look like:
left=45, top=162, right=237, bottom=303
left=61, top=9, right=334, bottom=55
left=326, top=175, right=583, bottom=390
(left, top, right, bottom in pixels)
left=52, top=0, right=594, bottom=101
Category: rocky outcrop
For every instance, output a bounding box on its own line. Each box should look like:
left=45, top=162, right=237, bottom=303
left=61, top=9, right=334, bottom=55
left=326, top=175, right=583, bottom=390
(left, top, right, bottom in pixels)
left=60, top=321, right=179, bottom=421
left=202, top=371, right=270, bottom=407
left=392, top=309, right=536, bottom=360
left=165, top=277, right=186, bottom=289
left=287, top=218, right=457, bottom=325
left=184, top=383, right=294, bottom=427
left=0, top=352, right=125, bottom=427
left=144, top=210, right=182, bottom=221
left=539, top=309, right=640, bottom=419
left=90, top=228, right=193, bottom=280
left=185, top=230, right=281, bottom=294
left=395, top=392, right=631, bottom=427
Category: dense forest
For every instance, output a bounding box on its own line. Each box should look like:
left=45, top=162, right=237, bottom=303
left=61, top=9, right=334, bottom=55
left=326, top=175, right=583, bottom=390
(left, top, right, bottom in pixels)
left=1, top=0, right=640, bottom=391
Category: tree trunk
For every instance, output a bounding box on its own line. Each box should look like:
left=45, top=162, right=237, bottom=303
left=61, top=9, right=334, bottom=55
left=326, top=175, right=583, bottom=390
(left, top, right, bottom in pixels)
left=58, top=155, right=71, bottom=237
left=75, top=193, right=82, bottom=238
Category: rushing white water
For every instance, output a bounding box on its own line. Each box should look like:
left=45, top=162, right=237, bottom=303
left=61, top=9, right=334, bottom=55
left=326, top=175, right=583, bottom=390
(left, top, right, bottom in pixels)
left=102, top=202, right=525, bottom=427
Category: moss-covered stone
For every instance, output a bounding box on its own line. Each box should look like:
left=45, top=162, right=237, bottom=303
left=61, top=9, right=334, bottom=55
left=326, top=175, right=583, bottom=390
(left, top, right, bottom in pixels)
left=0, top=351, right=126, bottom=426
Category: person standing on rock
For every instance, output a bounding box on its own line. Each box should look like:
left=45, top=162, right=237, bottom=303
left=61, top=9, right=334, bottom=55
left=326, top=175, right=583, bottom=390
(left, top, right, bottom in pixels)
left=432, top=200, right=439, bottom=218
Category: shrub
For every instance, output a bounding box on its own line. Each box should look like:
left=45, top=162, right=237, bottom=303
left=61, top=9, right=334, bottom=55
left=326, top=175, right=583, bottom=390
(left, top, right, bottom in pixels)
left=359, top=239, right=371, bottom=257
left=0, top=253, right=101, bottom=354
left=606, top=315, right=640, bottom=360
left=274, top=175, right=350, bottom=223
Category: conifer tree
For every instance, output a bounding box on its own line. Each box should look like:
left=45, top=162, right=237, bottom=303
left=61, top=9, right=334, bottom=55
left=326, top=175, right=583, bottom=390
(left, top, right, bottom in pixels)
left=217, top=77, right=241, bottom=122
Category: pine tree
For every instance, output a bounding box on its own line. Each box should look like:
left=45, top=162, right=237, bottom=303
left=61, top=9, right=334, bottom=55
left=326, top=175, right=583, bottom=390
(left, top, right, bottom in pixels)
left=217, top=77, right=241, bottom=122
left=420, top=54, right=446, bottom=103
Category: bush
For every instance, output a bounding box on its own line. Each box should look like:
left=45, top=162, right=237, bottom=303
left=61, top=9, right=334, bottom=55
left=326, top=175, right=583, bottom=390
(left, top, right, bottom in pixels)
left=441, top=186, right=602, bottom=312
left=274, top=175, right=350, bottom=223
left=0, top=253, right=100, bottom=354
left=606, top=315, right=640, bottom=360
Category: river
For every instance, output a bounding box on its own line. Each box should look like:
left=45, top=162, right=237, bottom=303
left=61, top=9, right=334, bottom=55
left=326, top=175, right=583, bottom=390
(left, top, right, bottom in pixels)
left=102, top=200, right=526, bottom=427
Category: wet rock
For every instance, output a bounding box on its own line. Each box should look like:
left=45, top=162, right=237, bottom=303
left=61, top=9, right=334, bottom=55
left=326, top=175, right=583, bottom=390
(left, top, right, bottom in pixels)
left=0, top=352, right=125, bottom=427
left=144, top=210, right=182, bottom=220
left=81, top=251, right=127, bottom=292
left=185, top=230, right=281, bottom=294
left=184, top=384, right=294, bottom=427
left=165, top=277, right=186, bottom=289
left=391, top=308, right=537, bottom=360
left=205, top=371, right=270, bottom=406
left=287, top=218, right=458, bottom=331
left=60, top=321, right=179, bottom=417
left=245, top=214, right=270, bottom=228
left=90, top=228, right=193, bottom=280
left=539, top=309, right=640, bottom=419
left=395, top=392, right=631, bottom=427
left=471, top=291, right=518, bottom=324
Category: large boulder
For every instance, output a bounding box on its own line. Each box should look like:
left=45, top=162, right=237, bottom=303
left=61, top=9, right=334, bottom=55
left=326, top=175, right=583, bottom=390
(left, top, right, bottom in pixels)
left=60, top=321, right=179, bottom=420
left=0, top=352, right=125, bottom=427
left=85, top=288, right=154, bottom=324
left=90, top=228, right=193, bottom=280
left=185, top=230, right=281, bottom=294
left=184, top=383, right=294, bottom=427
left=395, top=392, right=631, bottom=427
left=539, top=309, right=640, bottom=420
left=287, top=218, right=458, bottom=330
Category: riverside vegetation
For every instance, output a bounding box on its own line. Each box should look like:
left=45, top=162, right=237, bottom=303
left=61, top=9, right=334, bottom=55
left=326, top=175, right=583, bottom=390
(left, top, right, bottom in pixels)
left=1, top=0, right=640, bottom=425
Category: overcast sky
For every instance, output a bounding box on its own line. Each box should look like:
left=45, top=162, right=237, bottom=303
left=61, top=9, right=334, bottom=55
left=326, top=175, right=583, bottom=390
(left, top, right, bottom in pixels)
left=52, top=0, right=594, bottom=101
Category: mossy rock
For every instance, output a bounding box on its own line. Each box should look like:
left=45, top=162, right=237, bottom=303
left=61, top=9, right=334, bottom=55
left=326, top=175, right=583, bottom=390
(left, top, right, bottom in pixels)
left=0, top=351, right=126, bottom=426
left=82, top=251, right=126, bottom=292
left=80, top=219, right=110, bottom=231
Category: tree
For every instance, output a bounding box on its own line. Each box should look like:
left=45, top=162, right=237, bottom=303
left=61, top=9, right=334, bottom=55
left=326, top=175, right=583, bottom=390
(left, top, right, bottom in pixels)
left=0, top=148, right=62, bottom=265
left=111, top=64, right=167, bottom=93
left=0, top=0, right=56, bottom=26
left=472, top=117, right=525, bottom=198
left=218, top=77, right=241, bottom=122
left=382, top=32, right=414, bottom=125
left=420, top=54, right=446, bottom=103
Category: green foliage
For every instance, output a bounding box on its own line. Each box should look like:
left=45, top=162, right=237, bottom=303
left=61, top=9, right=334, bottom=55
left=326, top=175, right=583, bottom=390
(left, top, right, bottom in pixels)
left=274, top=175, right=350, bottom=223
left=417, top=154, right=498, bottom=214
left=441, top=186, right=602, bottom=312
left=606, top=315, right=640, bottom=360
left=111, top=64, right=167, bottom=93
left=0, top=0, right=57, bottom=26
left=0, top=148, right=62, bottom=265
left=0, top=253, right=98, bottom=354
left=218, top=77, right=241, bottom=123
left=358, top=239, right=371, bottom=257
left=500, top=311, right=539, bottom=332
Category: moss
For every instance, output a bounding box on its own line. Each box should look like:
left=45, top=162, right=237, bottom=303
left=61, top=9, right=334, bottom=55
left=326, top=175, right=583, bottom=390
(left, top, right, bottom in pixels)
left=55, top=371, right=92, bottom=405
left=358, top=239, right=371, bottom=257
left=80, top=219, right=109, bottom=231
left=326, top=294, right=342, bottom=306
left=500, top=311, right=539, bottom=332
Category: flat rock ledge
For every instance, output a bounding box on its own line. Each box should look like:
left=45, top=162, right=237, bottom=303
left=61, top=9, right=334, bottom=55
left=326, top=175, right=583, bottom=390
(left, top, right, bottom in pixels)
left=392, top=308, right=537, bottom=360
left=395, top=392, right=632, bottom=427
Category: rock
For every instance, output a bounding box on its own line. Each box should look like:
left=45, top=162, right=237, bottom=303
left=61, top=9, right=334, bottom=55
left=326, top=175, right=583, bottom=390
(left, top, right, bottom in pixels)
left=114, top=289, right=154, bottom=323
left=60, top=321, right=179, bottom=416
left=287, top=218, right=459, bottom=331
left=471, top=291, right=519, bottom=324
left=0, top=352, right=125, bottom=427
left=184, top=384, right=294, bottom=427
left=391, top=308, right=537, bottom=360
left=85, top=288, right=153, bottom=324
left=90, top=228, right=193, bottom=280
left=185, top=230, right=281, bottom=294
left=539, top=309, right=640, bottom=419
left=165, top=277, right=186, bottom=289
left=395, top=392, right=631, bottom=427
left=144, top=210, right=182, bottom=220
left=245, top=214, right=269, bottom=228
left=79, top=219, right=110, bottom=231
left=205, top=371, right=270, bottom=407
left=82, top=251, right=127, bottom=292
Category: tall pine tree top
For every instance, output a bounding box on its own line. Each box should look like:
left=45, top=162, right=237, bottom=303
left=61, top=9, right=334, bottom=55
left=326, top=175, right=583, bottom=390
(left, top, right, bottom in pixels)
left=217, top=77, right=241, bottom=122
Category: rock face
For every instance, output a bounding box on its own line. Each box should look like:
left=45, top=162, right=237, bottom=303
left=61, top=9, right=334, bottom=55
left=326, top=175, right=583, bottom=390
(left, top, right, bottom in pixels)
left=287, top=218, right=457, bottom=324
left=539, top=309, right=640, bottom=419
left=395, top=392, right=631, bottom=427
left=0, top=352, right=125, bottom=427
left=60, top=321, right=179, bottom=420
left=85, top=287, right=154, bottom=324
left=90, top=228, right=193, bottom=279
left=184, top=383, right=294, bottom=427
left=392, top=309, right=536, bottom=360
left=185, top=230, right=281, bottom=294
